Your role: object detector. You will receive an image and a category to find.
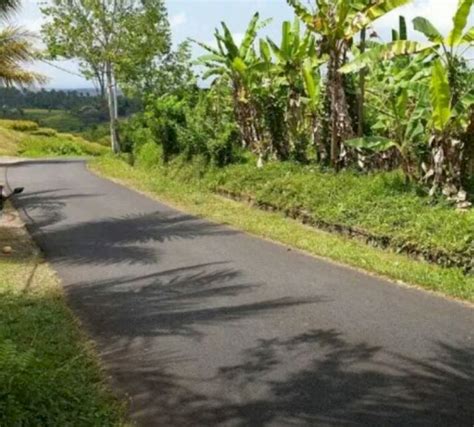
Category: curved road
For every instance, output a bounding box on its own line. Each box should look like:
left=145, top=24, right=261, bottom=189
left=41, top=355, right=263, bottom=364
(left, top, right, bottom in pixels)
left=4, top=159, right=474, bottom=426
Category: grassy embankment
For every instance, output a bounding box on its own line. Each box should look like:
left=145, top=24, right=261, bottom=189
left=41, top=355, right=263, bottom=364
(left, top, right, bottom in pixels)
left=0, top=206, right=126, bottom=425
left=91, top=144, right=474, bottom=303
left=0, top=119, right=107, bottom=157
left=1, top=108, right=111, bottom=144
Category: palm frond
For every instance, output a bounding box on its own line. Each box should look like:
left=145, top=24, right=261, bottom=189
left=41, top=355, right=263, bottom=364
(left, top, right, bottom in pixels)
left=0, top=27, right=47, bottom=87
left=0, top=0, right=20, bottom=18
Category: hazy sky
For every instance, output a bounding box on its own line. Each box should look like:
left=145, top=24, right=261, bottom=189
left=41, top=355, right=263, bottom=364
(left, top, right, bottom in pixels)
left=14, top=0, right=474, bottom=89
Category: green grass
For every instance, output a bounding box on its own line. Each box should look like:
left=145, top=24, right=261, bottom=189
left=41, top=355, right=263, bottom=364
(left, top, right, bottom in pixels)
left=206, top=162, right=473, bottom=270
left=0, top=119, right=39, bottom=132
left=18, top=134, right=108, bottom=157
left=0, top=119, right=108, bottom=157
left=22, top=109, right=84, bottom=133
left=91, top=154, right=474, bottom=302
left=0, top=207, right=127, bottom=425
left=1, top=109, right=111, bottom=144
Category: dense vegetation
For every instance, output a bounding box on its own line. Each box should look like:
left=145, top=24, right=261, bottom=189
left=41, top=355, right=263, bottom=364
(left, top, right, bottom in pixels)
left=93, top=1, right=473, bottom=209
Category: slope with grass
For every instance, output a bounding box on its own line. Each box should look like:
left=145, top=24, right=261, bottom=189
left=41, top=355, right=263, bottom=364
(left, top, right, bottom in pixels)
left=0, top=205, right=126, bottom=425
left=125, top=144, right=474, bottom=273
left=3, top=108, right=111, bottom=144
left=91, top=153, right=474, bottom=302
left=0, top=119, right=108, bottom=157
left=209, top=162, right=474, bottom=271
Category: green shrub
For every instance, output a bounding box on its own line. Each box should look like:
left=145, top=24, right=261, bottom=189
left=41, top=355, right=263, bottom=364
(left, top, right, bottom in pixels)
left=121, top=114, right=152, bottom=153
left=145, top=95, right=186, bottom=162
left=79, top=123, right=111, bottom=143
left=135, top=141, right=163, bottom=169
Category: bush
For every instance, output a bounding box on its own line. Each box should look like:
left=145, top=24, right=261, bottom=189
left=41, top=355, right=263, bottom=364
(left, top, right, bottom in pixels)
left=145, top=95, right=186, bottom=162
left=134, top=141, right=163, bottom=169
left=79, top=122, right=110, bottom=143
left=0, top=119, right=39, bottom=132
left=121, top=114, right=152, bottom=153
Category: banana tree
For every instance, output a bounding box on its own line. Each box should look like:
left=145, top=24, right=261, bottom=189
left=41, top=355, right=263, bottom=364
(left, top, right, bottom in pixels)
left=286, top=0, right=412, bottom=169
left=346, top=53, right=431, bottom=180
left=265, top=19, right=317, bottom=158
left=412, top=0, right=474, bottom=105
left=302, top=58, right=324, bottom=160
left=341, top=0, right=474, bottom=203
left=412, top=0, right=474, bottom=201
left=194, top=13, right=266, bottom=152
left=426, top=59, right=473, bottom=206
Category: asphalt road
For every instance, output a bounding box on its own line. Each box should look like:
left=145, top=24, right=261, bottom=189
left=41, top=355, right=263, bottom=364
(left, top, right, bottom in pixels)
left=4, top=159, right=473, bottom=426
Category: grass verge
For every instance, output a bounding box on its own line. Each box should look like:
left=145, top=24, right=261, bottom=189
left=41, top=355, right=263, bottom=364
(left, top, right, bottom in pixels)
left=0, top=205, right=127, bottom=425
left=91, top=155, right=473, bottom=303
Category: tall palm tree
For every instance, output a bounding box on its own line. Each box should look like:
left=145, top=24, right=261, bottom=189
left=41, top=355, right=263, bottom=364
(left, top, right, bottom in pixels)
left=0, top=0, right=45, bottom=86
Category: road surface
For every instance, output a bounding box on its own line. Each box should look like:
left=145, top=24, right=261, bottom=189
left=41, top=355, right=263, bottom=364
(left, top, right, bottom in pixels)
left=4, top=159, right=473, bottom=426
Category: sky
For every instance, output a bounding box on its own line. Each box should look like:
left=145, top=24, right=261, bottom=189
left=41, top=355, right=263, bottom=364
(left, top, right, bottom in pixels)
left=14, top=0, right=474, bottom=89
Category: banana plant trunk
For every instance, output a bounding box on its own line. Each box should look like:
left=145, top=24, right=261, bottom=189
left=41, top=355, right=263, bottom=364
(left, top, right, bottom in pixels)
left=463, top=111, right=474, bottom=178
left=428, top=134, right=467, bottom=205
left=311, top=114, right=326, bottom=163
left=286, top=86, right=303, bottom=159
left=232, top=83, right=260, bottom=150
left=328, top=45, right=354, bottom=169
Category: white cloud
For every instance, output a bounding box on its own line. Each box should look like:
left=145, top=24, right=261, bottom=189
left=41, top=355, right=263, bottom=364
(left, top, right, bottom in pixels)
left=9, top=0, right=474, bottom=88
left=373, top=0, right=471, bottom=39
left=170, top=12, right=187, bottom=28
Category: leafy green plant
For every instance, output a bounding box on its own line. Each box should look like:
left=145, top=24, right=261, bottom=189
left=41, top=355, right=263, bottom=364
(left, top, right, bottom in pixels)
left=346, top=51, right=431, bottom=181
left=195, top=13, right=268, bottom=158
left=263, top=19, right=320, bottom=160
left=145, top=94, right=186, bottom=162
left=287, top=0, right=412, bottom=168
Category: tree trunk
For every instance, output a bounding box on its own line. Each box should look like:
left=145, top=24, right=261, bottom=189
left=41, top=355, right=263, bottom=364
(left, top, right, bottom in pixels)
left=427, top=134, right=469, bottom=207
left=312, top=114, right=326, bottom=163
left=462, top=110, right=474, bottom=180
left=232, top=83, right=261, bottom=151
left=328, top=46, right=354, bottom=169
left=106, top=61, right=120, bottom=154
